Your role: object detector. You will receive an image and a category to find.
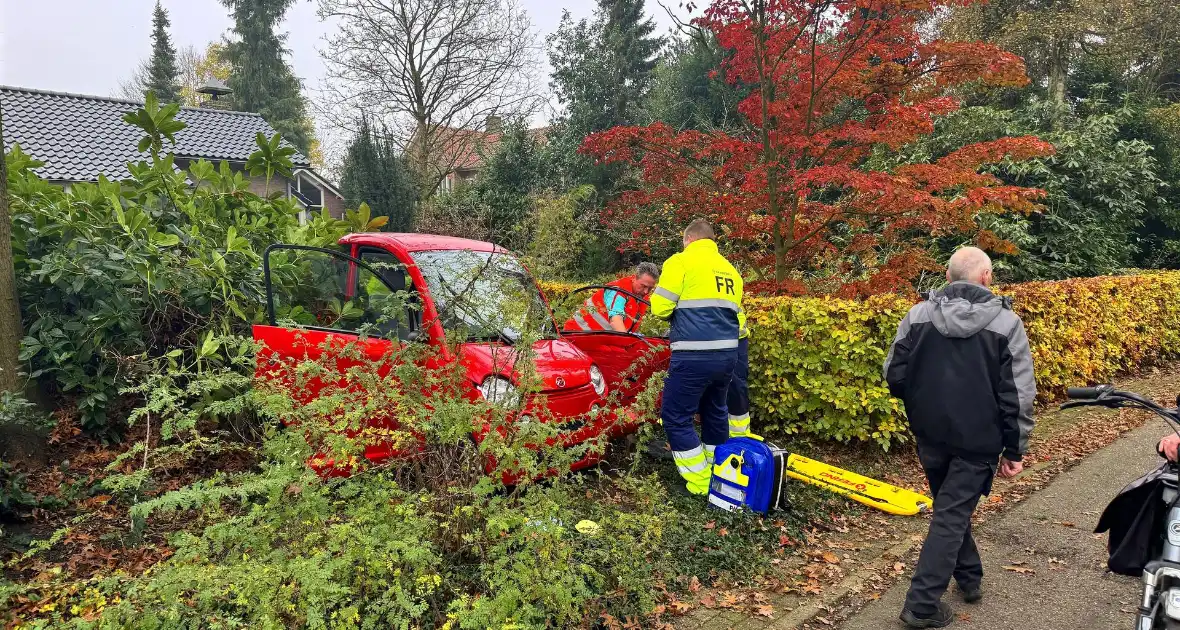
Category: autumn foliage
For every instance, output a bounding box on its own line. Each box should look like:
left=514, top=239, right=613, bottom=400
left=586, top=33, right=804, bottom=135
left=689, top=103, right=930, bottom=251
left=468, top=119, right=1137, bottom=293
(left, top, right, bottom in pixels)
left=583, top=0, right=1056, bottom=295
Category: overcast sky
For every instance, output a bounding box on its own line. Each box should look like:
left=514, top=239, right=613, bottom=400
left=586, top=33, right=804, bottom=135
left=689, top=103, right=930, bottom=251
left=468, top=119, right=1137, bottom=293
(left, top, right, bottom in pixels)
left=0, top=0, right=689, bottom=125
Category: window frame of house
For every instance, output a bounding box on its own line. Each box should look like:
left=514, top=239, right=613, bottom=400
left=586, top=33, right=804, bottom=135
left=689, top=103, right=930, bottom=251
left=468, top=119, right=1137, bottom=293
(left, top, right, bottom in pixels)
left=289, top=173, right=325, bottom=223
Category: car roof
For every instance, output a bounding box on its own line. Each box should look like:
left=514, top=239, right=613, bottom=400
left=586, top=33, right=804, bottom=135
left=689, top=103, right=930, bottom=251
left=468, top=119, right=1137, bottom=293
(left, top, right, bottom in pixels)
left=339, top=232, right=508, bottom=254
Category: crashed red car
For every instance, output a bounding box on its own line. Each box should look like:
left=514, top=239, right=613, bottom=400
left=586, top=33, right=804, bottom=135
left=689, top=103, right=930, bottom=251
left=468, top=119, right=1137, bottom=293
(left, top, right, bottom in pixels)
left=253, top=233, right=670, bottom=471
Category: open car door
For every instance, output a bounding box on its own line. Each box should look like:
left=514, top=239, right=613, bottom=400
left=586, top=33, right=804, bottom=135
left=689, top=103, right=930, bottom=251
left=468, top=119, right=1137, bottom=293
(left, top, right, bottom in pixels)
left=557, top=285, right=670, bottom=408
left=255, top=244, right=421, bottom=464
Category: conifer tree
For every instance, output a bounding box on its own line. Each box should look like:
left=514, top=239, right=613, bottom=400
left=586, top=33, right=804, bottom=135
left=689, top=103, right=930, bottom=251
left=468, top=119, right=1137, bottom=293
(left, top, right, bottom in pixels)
left=219, top=0, right=313, bottom=152
left=145, top=1, right=181, bottom=104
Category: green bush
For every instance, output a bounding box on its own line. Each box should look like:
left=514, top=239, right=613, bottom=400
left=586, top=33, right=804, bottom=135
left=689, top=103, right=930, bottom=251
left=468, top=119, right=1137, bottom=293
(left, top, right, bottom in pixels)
left=0, top=326, right=682, bottom=628
left=6, top=95, right=366, bottom=435
left=746, top=295, right=911, bottom=449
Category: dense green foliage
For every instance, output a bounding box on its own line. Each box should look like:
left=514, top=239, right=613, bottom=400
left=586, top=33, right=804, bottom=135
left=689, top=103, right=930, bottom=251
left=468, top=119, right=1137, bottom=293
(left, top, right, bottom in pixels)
left=546, top=0, right=662, bottom=193
left=218, top=0, right=314, bottom=153
left=883, top=99, right=1168, bottom=281
left=145, top=1, right=180, bottom=104
left=419, top=121, right=548, bottom=251
left=647, top=30, right=747, bottom=133
left=6, top=96, right=355, bottom=434
left=1, top=331, right=811, bottom=627
left=339, top=117, right=418, bottom=232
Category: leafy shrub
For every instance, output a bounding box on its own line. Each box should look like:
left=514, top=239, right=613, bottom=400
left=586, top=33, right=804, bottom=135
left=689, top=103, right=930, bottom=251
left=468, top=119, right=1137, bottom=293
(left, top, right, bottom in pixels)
left=1004, top=272, right=1180, bottom=398
left=541, top=272, right=1180, bottom=448
left=522, top=187, right=594, bottom=280
left=0, top=391, right=52, bottom=435
left=5, top=96, right=369, bottom=434
left=886, top=99, right=1166, bottom=281
left=745, top=295, right=912, bottom=448
left=2, top=321, right=683, bottom=628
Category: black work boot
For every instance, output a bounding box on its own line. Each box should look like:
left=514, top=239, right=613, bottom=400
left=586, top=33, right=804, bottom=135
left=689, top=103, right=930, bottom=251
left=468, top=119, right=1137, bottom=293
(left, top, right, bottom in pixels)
left=645, top=439, right=674, bottom=460
left=958, top=583, right=982, bottom=604
left=900, top=601, right=954, bottom=628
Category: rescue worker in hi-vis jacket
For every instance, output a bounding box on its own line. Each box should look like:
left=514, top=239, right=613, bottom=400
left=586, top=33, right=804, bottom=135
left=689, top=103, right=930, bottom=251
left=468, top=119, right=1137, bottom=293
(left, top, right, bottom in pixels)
left=651, top=219, right=744, bottom=496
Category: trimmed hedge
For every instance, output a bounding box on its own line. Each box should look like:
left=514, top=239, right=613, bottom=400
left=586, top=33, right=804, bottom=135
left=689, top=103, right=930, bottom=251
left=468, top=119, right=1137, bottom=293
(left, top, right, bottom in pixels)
left=541, top=272, right=1180, bottom=448
left=745, top=294, right=911, bottom=448
left=1005, top=272, right=1180, bottom=399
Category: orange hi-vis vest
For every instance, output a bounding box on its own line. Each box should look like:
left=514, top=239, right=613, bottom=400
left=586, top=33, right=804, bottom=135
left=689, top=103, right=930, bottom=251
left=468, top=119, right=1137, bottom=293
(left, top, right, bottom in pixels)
left=564, top=277, right=649, bottom=332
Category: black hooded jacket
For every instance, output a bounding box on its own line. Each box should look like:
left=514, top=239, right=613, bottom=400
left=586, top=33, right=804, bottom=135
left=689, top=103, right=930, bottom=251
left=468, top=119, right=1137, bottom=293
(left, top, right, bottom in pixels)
left=883, top=282, right=1037, bottom=462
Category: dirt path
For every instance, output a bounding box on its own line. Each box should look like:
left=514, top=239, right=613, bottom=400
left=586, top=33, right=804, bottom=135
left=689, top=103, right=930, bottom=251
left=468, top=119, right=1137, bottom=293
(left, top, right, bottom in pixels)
left=836, top=419, right=1159, bottom=630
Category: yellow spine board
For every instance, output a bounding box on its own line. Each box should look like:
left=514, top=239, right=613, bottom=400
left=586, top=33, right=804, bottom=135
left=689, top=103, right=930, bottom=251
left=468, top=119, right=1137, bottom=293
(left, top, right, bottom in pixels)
left=785, top=454, right=933, bottom=517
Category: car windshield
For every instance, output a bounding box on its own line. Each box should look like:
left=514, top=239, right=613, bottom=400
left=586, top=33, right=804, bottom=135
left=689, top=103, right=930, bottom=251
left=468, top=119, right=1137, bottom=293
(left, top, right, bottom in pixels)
left=410, top=249, right=555, bottom=343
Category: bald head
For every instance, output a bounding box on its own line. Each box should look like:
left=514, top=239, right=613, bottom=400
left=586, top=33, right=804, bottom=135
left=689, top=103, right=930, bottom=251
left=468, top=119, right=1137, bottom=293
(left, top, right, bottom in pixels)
left=683, top=219, right=715, bottom=246
left=947, top=247, right=994, bottom=287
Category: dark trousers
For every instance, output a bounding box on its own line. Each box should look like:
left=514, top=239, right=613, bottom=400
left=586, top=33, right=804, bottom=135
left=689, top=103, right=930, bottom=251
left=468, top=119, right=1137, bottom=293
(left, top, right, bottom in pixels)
left=904, top=445, right=996, bottom=616
left=726, top=338, right=750, bottom=426
left=660, top=350, right=738, bottom=451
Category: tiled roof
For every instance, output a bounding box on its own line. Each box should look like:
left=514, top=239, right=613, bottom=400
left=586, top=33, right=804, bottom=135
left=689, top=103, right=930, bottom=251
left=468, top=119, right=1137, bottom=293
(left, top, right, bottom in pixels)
left=435, top=125, right=551, bottom=172
left=0, top=85, right=310, bottom=182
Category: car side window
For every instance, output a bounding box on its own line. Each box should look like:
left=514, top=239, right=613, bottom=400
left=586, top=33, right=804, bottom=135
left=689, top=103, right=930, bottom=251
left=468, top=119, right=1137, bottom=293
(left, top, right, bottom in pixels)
left=357, top=248, right=423, bottom=339
left=265, top=246, right=417, bottom=341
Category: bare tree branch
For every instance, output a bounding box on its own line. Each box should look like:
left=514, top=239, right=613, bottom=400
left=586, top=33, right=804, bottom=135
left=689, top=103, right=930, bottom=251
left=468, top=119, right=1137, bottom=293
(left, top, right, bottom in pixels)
left=317, top=0, right=543, bottom=198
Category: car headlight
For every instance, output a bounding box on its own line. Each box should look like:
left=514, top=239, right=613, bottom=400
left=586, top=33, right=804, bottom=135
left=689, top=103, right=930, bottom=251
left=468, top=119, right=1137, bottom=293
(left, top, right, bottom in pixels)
left=589, top=365, right=606, bottom=397
left=478, top=376, right=519, bottom=408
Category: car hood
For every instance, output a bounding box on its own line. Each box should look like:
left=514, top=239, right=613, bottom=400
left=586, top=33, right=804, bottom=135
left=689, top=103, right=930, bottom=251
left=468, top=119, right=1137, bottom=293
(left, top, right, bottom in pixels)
left=458, top=339, right=593, bottom=391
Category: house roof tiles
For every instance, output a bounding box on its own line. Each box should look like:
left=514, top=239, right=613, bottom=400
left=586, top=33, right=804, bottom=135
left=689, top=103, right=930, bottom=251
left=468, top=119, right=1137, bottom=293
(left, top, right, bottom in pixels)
left=0, top=85, right=310, bottom=182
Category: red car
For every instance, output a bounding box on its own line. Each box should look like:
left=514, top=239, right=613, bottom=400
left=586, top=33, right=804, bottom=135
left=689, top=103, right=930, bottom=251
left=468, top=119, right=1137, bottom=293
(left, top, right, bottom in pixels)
left=254, top=233, right=670, bottom=471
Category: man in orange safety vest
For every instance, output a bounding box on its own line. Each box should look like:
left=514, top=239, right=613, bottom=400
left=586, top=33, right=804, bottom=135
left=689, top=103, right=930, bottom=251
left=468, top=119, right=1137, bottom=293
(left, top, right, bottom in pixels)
left=564, top=262, right=660, bottom=333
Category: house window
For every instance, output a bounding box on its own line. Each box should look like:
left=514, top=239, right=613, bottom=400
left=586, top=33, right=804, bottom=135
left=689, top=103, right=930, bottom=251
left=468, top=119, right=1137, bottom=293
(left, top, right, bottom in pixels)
left=289, top=173, right=325, bottom=223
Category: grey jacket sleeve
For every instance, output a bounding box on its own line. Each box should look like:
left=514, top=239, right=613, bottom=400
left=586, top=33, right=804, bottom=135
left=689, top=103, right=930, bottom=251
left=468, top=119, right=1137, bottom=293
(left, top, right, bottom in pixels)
left=997, top=317, right=1036, bottom=461
left=883, top=310, right=914, bottom=400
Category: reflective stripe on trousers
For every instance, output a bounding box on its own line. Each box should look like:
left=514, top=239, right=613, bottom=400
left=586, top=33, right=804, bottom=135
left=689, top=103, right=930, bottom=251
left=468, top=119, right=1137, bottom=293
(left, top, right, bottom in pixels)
left=729, top=412, right=751, bottom=436
left=673, top=445, right=712, bottom=495
left=670, top=339, right=740, bottom=351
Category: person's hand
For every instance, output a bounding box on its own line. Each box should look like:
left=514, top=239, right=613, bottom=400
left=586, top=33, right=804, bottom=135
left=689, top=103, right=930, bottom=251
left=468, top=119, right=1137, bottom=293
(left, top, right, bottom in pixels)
left=998, top=457, right=1023, bottom=478
left=1160, top=434, right=1180, bottom=461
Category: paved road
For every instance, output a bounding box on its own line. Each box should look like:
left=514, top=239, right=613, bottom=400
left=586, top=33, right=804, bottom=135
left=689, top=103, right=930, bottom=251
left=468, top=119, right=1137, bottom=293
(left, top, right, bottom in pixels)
left=838, top=421, right=1163, bottom=630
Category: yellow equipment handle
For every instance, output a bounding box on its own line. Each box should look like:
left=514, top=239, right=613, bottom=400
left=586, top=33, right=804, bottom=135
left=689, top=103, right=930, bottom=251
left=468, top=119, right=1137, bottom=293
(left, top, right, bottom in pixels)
left=713, top=453, right=750, bottom=486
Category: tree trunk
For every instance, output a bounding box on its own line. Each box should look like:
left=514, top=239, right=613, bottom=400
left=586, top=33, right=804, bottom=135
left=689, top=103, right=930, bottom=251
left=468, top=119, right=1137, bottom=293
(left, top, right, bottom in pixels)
left=1048, top=39, right=1068, bottom=110
left=412, top=119, right=437, bottom=201
left=0, top=106, right=23, bottom=393
left=751, top=0, right=789, bottom=284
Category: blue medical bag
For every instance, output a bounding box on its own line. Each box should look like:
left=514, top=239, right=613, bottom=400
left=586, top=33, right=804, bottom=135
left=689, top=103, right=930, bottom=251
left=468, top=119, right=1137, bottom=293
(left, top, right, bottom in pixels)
left=707, top=436, right=787, bottom=514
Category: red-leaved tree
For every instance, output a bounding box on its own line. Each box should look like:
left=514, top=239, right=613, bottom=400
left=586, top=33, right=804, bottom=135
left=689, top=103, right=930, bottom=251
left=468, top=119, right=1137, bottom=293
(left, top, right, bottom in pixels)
left=583, top=0, right=1056, bottom=295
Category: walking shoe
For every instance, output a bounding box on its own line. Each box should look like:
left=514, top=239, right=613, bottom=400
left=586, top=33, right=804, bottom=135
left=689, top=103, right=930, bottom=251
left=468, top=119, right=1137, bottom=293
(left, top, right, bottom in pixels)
left=900, top=601, right=954, bottom=628
left=958, top=584, right=982, bottom=604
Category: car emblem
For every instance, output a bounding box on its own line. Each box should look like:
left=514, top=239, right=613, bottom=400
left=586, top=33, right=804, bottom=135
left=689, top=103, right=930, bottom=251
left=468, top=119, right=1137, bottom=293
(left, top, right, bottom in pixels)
left=555, top=377, right=566, bottom=388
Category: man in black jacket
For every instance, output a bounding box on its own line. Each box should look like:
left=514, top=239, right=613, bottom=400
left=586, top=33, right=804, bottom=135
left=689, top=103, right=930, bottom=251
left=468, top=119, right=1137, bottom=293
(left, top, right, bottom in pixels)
left=884, top=247, right=1036, bottom=628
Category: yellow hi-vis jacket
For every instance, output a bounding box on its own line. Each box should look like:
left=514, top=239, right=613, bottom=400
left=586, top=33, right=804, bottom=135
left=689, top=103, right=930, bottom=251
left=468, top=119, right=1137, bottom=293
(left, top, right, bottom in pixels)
left=651, top=239, right=744, bottom=351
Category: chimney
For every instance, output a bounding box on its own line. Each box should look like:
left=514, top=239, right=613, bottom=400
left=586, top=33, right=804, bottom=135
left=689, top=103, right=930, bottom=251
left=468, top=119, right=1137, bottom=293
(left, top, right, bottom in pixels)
left=485, top=114, right=503, bottom=134
left=197, top=78, right=234, bottom=110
